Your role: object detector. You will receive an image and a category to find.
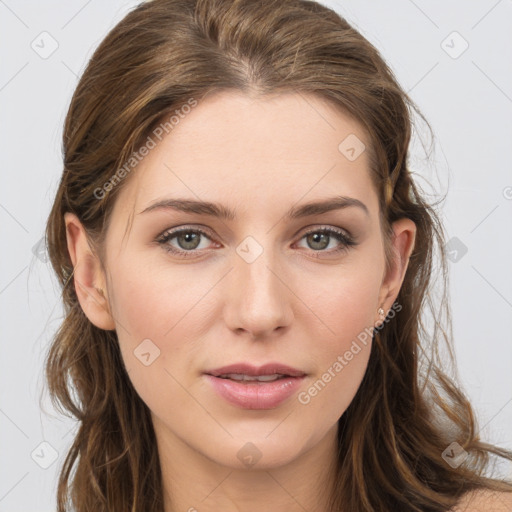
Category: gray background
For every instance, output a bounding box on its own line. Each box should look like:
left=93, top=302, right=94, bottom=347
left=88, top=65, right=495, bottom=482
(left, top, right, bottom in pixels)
left=1, top=0, right=511, bottom=510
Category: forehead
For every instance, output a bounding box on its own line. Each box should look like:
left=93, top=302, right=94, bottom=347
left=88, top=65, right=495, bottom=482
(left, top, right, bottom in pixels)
left=113, top=90, right=378, bottom=224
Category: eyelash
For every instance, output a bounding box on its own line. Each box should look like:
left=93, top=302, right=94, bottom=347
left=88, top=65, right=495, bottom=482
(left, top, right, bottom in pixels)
left=156, top=225, right=357, bottom=259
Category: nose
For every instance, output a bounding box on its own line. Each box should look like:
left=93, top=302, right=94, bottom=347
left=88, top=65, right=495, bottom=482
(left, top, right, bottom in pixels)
left=223, top=244, right=293, bottom=340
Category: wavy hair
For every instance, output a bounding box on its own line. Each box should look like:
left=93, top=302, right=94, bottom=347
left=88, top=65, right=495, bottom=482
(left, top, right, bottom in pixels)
left=44, top=0, right=512, bottom=510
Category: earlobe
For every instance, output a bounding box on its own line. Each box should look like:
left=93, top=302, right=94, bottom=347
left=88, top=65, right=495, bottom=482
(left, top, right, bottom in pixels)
left=377, top=218, right=417, bottom=316
left=64, top=212, right=116, bottom=331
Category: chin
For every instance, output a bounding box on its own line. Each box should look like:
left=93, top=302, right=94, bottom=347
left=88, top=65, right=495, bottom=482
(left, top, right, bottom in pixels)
left=201, top=429, right=314, bottom=470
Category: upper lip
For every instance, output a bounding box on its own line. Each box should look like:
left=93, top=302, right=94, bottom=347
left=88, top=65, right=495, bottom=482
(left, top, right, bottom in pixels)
left=205, top=363, right=307, bottom=378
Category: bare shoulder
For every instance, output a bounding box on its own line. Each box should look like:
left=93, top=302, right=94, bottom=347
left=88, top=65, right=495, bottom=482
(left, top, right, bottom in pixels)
left=450, top=489, right=512, bottom=511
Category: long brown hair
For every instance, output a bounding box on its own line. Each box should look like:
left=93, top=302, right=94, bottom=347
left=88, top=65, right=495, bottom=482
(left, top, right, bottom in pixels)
left=44, top=0, right=512, bottom=510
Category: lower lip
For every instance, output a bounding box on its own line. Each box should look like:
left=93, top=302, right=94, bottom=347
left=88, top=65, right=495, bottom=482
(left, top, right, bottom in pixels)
left=204, top=375, right=305, bottom=410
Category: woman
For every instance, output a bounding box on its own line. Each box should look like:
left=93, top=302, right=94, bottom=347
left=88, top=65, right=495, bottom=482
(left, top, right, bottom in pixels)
left=44, top=0, right=512, bottom=510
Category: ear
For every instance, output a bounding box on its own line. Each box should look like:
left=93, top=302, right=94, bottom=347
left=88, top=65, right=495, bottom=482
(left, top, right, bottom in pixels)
left=64, top=212, right=116, bottom=331
left=376, top=217, right=416, bottom=323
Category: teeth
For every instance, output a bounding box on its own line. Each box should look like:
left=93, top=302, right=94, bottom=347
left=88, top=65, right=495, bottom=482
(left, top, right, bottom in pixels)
left=219, top=373, right=285, bottom=382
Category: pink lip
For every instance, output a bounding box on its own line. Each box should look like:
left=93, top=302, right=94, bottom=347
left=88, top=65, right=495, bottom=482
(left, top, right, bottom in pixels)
left=204, top=362, right=307, bottom=410
left=204, top=375, right=305, bottom=409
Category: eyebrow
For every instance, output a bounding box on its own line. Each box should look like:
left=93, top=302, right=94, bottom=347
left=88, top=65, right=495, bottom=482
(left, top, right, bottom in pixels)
left=138, top=195, right=369, bottom=220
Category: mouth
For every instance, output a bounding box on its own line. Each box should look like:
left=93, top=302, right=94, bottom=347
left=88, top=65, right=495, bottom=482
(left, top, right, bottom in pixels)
left=204, top=362, right=307, bottom=379
left=203, top=362, right=307, bottom=409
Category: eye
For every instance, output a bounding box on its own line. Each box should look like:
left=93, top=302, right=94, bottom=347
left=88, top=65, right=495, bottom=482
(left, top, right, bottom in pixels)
left=156, top=225, right=357, bottom=259
left=294, top=227, right=357, bottom=257
left=156, top=227, right=217, bottom=258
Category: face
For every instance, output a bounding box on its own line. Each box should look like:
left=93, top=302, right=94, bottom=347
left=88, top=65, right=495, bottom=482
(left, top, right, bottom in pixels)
left=65, top=90, right=415, bottom=472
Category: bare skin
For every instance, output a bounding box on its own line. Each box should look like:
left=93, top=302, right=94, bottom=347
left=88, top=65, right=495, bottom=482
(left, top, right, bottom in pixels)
left=451, top=489, right=512, bottom=512
left=65, top=90, right=418, bottom=511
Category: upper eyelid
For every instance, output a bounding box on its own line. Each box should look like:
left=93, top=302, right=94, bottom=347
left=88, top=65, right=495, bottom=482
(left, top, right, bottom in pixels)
left=159, top=225, right=216, bottom=242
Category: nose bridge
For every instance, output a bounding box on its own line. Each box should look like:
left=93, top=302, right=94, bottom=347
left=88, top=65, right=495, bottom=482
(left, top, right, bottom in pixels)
left=237, top=234, right=282, bottom=304
left=227, top=233, right=291, bottom=335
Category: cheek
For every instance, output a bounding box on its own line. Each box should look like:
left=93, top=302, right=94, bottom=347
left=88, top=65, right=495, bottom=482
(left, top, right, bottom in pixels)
left=297, top=257, right=382, bottom=349
left=296, top=283, right=375, bottom=427
left=106, top=256, right=221, bottom=403
left=108, top=256, right=212, bottom=342
left=293, top=257, right=381, bottom=417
